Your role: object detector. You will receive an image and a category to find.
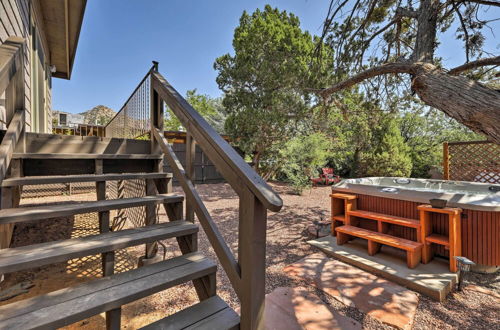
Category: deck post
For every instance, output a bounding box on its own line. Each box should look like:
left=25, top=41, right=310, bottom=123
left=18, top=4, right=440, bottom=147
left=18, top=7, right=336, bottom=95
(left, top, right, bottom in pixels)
left=150, top=62, right=164, bottom=154
left=95, top=159, right=121, bottom=329
left=185, top=132, right=195, bottom=222
left=238, top=188, right=267, bottom=330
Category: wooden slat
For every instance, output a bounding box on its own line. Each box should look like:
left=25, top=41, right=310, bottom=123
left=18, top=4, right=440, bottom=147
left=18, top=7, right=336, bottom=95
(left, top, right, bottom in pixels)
left=330, top=193, right=357, bottom=200
left=425, top=234, right=450, bottom=247
left=0, top=110, right=24, bottom=183
left=336, top=225, right=422, bottom=251
left=332, top=214, right=345, bottom=222
left=140, top=295, right=239, bottom=330
left=1, top=172, right=173, bottom=187
left=151, top=72, right=282, bottom=212
left=153, top=128, right=242, bottom=295
left=0, top=252, right=216, bottom=329
left=0, top=36, right=23, bottom=96
left=0, top=221, right=197, bottom=274
left=348, top=210, right=420, bottom=228
left=0, top=193, right=183, bottom=224
left=12, top=153, right=163, bottom=159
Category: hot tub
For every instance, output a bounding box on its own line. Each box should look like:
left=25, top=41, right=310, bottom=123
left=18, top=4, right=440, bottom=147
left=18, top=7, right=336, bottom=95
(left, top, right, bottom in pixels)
left=332, top=177, right=500, bottom=267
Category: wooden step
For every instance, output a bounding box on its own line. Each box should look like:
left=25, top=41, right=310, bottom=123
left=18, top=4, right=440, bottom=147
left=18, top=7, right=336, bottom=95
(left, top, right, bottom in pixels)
left=1, top=172, right=173, bottom=187
left=336, top=225, right=422, bottom=251
left=12, top=153, right=163, bottom=159
left=348, top=210, right=420, bottom=228
left=425, top=234, right=450, bottom=247
left=0, top=252, right=216, bottom=330
left=330, top=193, right=357, bottom=200
left=332, top=214, right=345, bottom=222
left=0, top=221, right=197, bottom=274
left=140, top=295, right=239, bottom=330
left=0, top=193, right=184, bottom=224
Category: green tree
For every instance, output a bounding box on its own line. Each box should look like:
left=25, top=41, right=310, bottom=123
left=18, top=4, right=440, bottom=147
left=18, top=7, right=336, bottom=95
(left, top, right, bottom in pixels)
left=214, top=5, right=332, bottom=174
left=359, top=116, right=412, bottom=177
left=164, top=89, right=226, bottom=133
left=280, top=133, right=331, bottom=194
left=400, top=108, right=481, bottom=177
left=317, top=0, right=499, bottom=143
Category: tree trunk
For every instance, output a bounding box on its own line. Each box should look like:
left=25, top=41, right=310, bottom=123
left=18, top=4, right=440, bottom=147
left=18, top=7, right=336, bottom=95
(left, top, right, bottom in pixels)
left=412, top=0, right=439, bottom=62
left=412, top=67, right=500, bottom=142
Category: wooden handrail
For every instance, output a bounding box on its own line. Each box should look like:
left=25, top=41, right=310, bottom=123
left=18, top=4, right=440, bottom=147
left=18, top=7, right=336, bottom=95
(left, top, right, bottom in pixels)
left=0, top=37, right=24, bottom=97
left=152, top=128, right=242, bottom=295
left=0, top=110, right=24, bottom=183
left=150, top=71, right=283, bottom=212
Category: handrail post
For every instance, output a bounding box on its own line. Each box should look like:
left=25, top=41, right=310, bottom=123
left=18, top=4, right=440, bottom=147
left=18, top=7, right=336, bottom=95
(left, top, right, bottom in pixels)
left=150, top=62, right=163, bottom=154
left=238, top=188, right=267, bottom=330
left=185, top=132, right=195, bottom=222
left=1, top=37, right=25, bottom=151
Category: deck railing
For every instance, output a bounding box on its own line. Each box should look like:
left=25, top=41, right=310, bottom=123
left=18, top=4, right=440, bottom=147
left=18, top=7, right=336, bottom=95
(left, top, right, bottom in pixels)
left=0, top=37, right=25, bottom=250
left=104, top=64, right=155, bottom=139
left=109, top=63, right=283, bottom=329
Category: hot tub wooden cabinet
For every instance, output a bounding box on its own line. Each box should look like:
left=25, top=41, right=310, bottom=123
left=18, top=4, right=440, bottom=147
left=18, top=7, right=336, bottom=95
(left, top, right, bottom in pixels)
left=331, top=177, right=500, bottom=270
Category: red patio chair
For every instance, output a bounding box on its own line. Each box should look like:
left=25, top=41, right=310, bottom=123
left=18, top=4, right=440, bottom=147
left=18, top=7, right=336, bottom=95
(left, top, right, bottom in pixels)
left=311, top=168, right=341, bottom=186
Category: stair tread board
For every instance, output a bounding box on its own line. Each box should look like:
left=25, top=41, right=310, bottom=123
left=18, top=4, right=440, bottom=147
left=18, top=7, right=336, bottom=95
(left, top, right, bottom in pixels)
left=336, top=225, right=421, bottom=250
left=0, top=194, right=184, bottom=224
left=140, top=296, right=239, bottom=330
left=0, top=252, right=216, bottom=329
left=0, top=221, right=197, bottom=274
left=348, top=210, right=420, bottom=228
left=1, top=173, right=173, bottom=187
left=425, top=234, right=450, bottom=246
left=330, top=193, right=357, bottom=200
left=13, top=153, right=163, bottom=159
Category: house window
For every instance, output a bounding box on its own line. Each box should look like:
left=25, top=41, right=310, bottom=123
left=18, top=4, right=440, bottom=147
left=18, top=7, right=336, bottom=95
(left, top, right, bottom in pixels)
left=59, top=113, right=67, bottom=126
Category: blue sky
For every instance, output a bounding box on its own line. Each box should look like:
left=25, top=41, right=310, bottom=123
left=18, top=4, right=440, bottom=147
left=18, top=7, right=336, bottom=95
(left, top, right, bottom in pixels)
left=53, top=0, right=499, bottom=114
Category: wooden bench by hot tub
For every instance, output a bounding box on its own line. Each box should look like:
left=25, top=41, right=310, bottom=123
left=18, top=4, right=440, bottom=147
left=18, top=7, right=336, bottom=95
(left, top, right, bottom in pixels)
left=336, top=225, right=423, bottom=269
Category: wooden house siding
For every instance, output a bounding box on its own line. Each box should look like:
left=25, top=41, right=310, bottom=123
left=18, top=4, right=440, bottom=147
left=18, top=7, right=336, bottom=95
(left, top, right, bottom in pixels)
left=0, top=0, right=52, bottom=133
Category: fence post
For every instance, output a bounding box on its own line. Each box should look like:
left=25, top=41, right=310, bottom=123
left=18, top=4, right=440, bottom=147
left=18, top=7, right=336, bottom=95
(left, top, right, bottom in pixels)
left=238, top=188, right=267, bottom=330
left=443, top=142, right=450, bottom=180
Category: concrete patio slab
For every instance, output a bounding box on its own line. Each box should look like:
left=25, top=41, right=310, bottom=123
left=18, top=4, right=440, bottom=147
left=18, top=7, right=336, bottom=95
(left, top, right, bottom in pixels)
left=307, top=235, right=457, bottom=301
left=263, top=287, right=361, bottom=330
left=284, top=253, right=419, bottom=329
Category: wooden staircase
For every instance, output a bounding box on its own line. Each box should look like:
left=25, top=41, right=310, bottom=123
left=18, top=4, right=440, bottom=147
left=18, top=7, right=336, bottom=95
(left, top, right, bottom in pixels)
left=0, top=153, right=239, bottom=329
left=1, top=42, right=283, bottom=329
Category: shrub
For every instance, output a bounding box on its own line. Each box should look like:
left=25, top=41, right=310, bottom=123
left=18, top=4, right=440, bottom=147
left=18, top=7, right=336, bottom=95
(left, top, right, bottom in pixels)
left=280, top=133, right=331, bottom=194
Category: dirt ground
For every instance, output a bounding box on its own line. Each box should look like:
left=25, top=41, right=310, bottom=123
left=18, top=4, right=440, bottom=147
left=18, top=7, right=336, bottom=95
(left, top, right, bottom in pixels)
left=0, top=183, right=498, bottom=329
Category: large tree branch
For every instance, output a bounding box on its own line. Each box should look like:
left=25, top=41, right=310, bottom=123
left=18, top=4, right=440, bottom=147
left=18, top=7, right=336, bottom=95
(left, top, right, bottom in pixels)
left=319, top=61, right=421, bottom=97
left=448, top=56, right=500, bottom=75
left=316, top=61, right=500, bottom=143
left=453, top=0, right=500, bottom=7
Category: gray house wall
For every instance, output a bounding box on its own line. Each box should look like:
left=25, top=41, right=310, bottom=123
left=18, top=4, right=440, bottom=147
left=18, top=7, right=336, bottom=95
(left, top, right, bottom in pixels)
left=0, top=0, right=52, bottom=132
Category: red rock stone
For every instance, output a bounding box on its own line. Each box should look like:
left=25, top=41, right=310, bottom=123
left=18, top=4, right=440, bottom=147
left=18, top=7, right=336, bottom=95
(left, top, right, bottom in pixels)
left=264, top=287, right=361, bottom=330
left=284, top=253, right=419, bottom=329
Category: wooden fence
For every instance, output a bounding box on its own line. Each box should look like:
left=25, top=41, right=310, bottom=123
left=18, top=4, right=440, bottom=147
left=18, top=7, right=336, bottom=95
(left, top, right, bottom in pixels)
left=443, top=141, right=500, bottom=183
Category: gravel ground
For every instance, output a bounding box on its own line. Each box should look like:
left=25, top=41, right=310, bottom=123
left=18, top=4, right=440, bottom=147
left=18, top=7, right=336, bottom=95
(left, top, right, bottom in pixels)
left=1, top=182, right=498, bottom=329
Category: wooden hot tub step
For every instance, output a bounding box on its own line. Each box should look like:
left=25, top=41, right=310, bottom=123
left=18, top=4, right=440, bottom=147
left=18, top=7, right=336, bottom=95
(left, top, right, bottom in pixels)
left=348, top=210, right=420, bottom=228
left=336, top=225, right=422, bottom=268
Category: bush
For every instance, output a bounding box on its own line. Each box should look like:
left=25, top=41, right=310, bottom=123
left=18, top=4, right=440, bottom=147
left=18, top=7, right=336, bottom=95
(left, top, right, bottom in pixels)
left=280, top=133, right=331, bottom=194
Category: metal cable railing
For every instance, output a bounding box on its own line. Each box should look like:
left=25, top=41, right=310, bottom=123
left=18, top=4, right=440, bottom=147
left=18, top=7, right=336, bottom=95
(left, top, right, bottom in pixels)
left=104, top=64, right=156, bottom=139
